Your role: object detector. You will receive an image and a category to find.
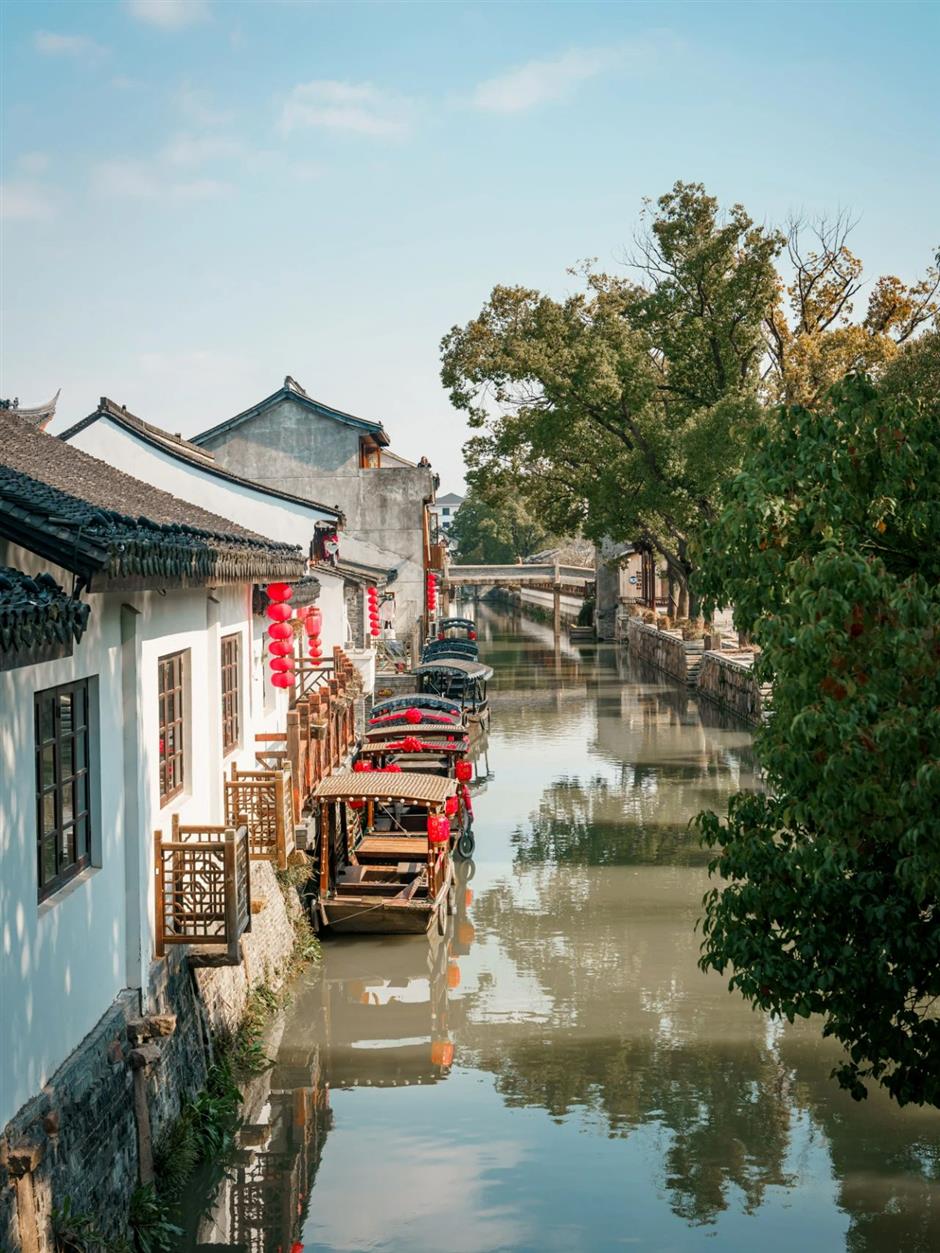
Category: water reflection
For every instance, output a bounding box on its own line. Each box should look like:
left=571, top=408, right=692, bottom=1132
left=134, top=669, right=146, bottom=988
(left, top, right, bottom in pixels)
left=182, top=604, right=940, bottom=1252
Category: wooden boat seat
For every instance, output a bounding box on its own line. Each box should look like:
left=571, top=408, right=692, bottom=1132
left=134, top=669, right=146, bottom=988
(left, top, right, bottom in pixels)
left=357, top=836, right=429, bottom=860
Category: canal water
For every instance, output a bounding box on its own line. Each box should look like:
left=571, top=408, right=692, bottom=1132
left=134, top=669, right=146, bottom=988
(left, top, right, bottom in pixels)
left=184, top=606, right=940, bottom=1252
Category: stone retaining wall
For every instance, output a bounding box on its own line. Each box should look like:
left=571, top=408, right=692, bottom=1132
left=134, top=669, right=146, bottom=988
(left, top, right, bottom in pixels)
left=697, top=651, right=767, bottom=726
left=0, top=864, right=301, bottom=1252
left=625, top=619, right=697, bottom=684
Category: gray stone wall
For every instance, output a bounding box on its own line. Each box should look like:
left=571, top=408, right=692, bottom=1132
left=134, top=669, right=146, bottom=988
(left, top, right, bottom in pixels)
left=625, top=619, right=695, bottom=684
left=697, top=651, right=766, bottom=726
left=0, top=862, right=301, bottom=1252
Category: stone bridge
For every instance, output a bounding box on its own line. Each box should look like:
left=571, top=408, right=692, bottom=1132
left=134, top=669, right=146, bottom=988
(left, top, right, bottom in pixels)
left=442, top=563, right=594, bottom=633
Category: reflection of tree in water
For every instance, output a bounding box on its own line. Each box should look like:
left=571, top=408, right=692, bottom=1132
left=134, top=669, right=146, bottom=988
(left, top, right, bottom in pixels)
left=463, top=867, right=794, bottom=1226
left=779, top=1038, right=940, bottom=1253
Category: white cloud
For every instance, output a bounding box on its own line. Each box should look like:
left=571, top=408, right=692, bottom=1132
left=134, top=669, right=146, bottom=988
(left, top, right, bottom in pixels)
left=1, top=181, right=55, bottom=223
left=175, top=83, right=232, bottom=127
left=93, top=159, right=229, bottom=201
left=34, top=30, right=107, bottom=59
left=161, top=133, right=244, bottom=167
left=279, top=80, right=412, bottom=138
left=471, top=46, right=622, bottom=113
left=125, top=0, right=210, bottom=29
left=18, top=152, right=50, bottom=175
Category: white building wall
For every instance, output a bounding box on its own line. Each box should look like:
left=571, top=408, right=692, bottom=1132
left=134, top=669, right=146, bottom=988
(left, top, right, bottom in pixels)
left=0, top=545, right=287, bottom=1127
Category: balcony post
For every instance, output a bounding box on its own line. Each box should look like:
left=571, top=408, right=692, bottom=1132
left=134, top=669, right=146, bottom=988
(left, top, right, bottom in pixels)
left=153, top=829, right=165, bottom=958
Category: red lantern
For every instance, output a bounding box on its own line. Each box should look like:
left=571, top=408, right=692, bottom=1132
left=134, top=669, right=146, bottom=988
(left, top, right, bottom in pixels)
left=438, top=632, right=445, bottom=640
left=404, top=708, right=422, bottom=725
left=352, top=760, right=373, bottom=772
left=455, top=760, right=472, bottom=783
left=269, top=639, right=293, bottom=657
left=266, top=601, right=292, bottom=622
left=461, top=782, right=473, bottom=817
left=308, top=643, right=323, bottom=659
left=295, top=604, right=308, bottom=619
left=370, top=626, right=380, bottom=637
left=268, top=621, right=291, bottom=640
left=304, top=615, right=321, bottom=637
left=271, top=672, right=292, bottom=689
left=266, top=582, right=293, bottom=602
left=402, top=736, right=423, bottom=752
left=469, top=630, right=477, bottom=640
left=430, top=1040, right=454, bottom=1067
left=270, top=657, right=294, bottom=672
left=382, top=763, right=402, bottom=772
left=350, top=799, right=364, bottom=810
left=427, top=814, right=449, bottom=844
left=445, top=795, right=458, bottom=817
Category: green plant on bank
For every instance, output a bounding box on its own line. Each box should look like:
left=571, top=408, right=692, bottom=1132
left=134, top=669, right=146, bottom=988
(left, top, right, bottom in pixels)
left=153, top=1055, right=243, bottom=1201
left=52, top=1197, right=129, bottom=1253
left=695, top=335, right=940, bottom=1108
left=127, top=1186, right=181, bottom=1253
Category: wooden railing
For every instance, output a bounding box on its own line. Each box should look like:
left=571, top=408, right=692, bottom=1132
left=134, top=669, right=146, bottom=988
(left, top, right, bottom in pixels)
left=224, top=765, right=294, bottom=869
left=154, top=817, right=251, bottom=960
left=256, top=647, right=359, bottom=825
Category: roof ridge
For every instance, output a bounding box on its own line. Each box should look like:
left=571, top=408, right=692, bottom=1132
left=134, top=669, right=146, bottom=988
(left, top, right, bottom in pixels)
left=191, top=382, right=390, bottom=447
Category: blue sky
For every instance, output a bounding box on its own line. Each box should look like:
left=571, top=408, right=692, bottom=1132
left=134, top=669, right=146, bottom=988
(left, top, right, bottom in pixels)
left=2, top=0, right=937, bottom=490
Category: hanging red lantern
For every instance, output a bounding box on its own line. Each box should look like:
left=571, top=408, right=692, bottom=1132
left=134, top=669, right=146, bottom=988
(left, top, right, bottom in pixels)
left=352, top=760, right=373, bottom=772
left=268, top=621, right=291, bottom=640
left=427, top=814, right=449, bottom=843
left=349, top=800, right=364, bottom=810
left=295, top=604, right=308, bottom=620
left=304, top=618, right=321, bottom=639
left=404, top=708, right=422, bottom=725
left=270, top=657, right=294, bottom=672
left=455, top=760, right=472, bottom=783
left=308, top=643, right=323, bottom=659
left=266, top=601, right=292, bottom=622
left=266, top=582, right=293, bottom=602
left=445, top=795, right=458, bottom=817
left=370, top=626, right=380, bottom=638
left=460, top=783, right=473, bottom=817
left=269, top=639, right=293, bottom=657
left=468, top=630, right=477, bottom=640
left=271, top=672, right=292, bottom=689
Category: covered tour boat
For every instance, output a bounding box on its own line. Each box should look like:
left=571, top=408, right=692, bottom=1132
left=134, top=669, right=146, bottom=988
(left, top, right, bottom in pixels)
left=434, top=616, right=478, bottom=642
left=414, top=657, right=493, bottom=724
left=313, top=771, right=458, bottom=934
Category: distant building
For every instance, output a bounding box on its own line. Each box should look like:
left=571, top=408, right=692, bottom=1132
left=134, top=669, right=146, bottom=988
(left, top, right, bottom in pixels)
left=190, top=377, right=438, bottom=636
left=429, top=491, right=464, bottom=547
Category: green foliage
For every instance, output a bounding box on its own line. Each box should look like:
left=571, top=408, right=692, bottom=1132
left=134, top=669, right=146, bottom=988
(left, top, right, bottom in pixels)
left=447, top=488, right=551, bottom=564
left=695, top=344, right=940, bottom=1106
left=127, top=1186, right=181, bottom=1253
left=153, top=1057, right=242, bottom=1201
left=52, top=1198, right=128, bottom=1253
left=441, top=182, right=782, bottom=600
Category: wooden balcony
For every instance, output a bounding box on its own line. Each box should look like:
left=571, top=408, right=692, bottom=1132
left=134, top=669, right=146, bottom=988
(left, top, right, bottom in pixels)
left=428, top=542, right=448, bottom=572
left=154, top=817, right=251, bottom=964
left=225, top=765, right=295, bottom=869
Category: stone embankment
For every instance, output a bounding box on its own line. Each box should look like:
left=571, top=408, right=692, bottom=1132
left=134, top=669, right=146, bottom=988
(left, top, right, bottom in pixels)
left=625, top=619, right=766, bottom=725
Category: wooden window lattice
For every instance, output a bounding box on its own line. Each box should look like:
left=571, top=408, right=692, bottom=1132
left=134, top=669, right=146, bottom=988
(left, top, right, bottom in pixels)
left=35, top=679, right=93, bottom=900
left=158, top=651, right=185, bottom=804
left=221, top=633, right=241, bottom=754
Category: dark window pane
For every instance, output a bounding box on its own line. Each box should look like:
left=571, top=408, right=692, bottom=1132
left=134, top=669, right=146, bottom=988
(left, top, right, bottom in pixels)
left=61, top=824, right=76, bottom=867
left=73, top=687, right=85, bottom=726
left=74, top=732, right=86, bottom=771
left=59, top=692, right=73, bottom=736
left=43, top=792, right=56, bottom=835
left=39, top=698, right=54, bottom=742
left=61, top=736, right=74, bottom=778
left=42, top=745, right=56, bottom=788
left=74, top=773, right=86, bottom=817
left=62, top=781, right=74, bottom=826
left=42, top=834, right=57, bottom=885
left=75, top=816, right=88, bottom=860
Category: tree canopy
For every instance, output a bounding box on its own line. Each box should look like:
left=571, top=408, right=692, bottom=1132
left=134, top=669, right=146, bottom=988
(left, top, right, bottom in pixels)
left=446, top=488, right=551, bottom=564
left=695, top=334, right=940, bottom=1106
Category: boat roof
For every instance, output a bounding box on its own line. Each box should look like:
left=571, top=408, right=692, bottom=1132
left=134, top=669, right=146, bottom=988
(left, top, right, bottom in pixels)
left=438, top=617, right=475, bottom=629
left=357, top=742, right=466, bottom=756
left=371, top=694, right=462, bottom=715
left=365, top=724, right=468, bottom=742
left=313, top=771, right=457, bottom=804
left=415, top=658, right=493, bottom=679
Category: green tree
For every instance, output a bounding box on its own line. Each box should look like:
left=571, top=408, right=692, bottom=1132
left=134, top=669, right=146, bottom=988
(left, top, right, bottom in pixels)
left=695, top=333, right=940, bottom=1107
left=446, top=488, right=550, bottom=564
left=441, top=182, right=783, bottom=614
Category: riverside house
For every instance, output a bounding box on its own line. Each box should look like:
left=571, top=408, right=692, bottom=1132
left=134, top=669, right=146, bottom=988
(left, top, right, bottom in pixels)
left=189, top=376, right=442, bottom=639
left=0, top=411, right=323, bottom=1249
left=60, top=397, right=395, bottom=694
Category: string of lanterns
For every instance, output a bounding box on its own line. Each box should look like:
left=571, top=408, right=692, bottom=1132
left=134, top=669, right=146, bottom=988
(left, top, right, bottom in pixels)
left=426, top=570, right=438, bottom=613
left=265, top=582, right=294, bottom=689
left=367, top=585, right=380, bottom=639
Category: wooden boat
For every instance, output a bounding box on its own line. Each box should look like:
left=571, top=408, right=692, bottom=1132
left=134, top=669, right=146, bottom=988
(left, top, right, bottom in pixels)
left=313, top=771, right=457, bottom=935
left=369, top=693, right=464, bottom=729
left=434, top=616, right=478, bottom=641
left=414, top=657, right=493, bottom=724
left=421, top=638, right=479, bottom=663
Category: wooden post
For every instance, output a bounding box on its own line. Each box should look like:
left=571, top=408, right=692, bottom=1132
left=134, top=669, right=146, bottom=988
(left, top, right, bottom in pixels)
left=274, top=773, right=288, bottom=869
left=223, top=829, right=239, bottom=954
left=319, top=802, right=330, bottom=895
left=153, top=829, right=165, bottom=958
left=553, top=559, right=562, bottom=640
left=287, top=710, right=302, bottom=825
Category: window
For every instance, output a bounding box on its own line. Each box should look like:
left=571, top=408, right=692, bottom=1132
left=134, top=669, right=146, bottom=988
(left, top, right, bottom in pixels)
left=442, top=507, right=450, bottom=517
left=220, top=633, right=240, bottom=754
left=158, top=652, right=185, bottom=804
left=35, top=679, right=93, bottom=900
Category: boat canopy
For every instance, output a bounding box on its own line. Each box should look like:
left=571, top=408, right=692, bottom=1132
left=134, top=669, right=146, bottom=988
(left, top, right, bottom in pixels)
left=357, top=741, right=467, bottom=757
left=365, top=723, right=469, bottom=742
left=370, top=694, right=463, bottom=717
left=314, top=771, right=457, bottom=805
left=437, top=617, right=475, bottom=630
left=422, top=639, right=479, bottom=660
left=415, top=658, right=494, bottom=681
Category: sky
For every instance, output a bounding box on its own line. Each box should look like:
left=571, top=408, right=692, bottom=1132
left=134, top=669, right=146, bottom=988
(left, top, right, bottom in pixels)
left=2, top=0, right=938, bottom=491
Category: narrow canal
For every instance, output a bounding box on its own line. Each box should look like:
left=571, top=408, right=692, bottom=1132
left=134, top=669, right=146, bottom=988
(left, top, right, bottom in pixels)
left=185, top=606, right=940, bottom=1252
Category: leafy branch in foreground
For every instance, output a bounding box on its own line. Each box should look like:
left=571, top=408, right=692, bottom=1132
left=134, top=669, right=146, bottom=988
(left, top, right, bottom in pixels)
left=695, top=336, right=940, bottom=1107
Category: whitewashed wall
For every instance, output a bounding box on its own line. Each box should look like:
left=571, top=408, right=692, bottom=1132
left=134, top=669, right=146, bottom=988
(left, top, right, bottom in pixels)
left=0, top=543, right=286, bottom=1128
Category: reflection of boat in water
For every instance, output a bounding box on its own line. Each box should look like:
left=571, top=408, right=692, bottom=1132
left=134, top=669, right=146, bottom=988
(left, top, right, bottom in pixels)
left=280, top=934, right=468, bottom=1090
